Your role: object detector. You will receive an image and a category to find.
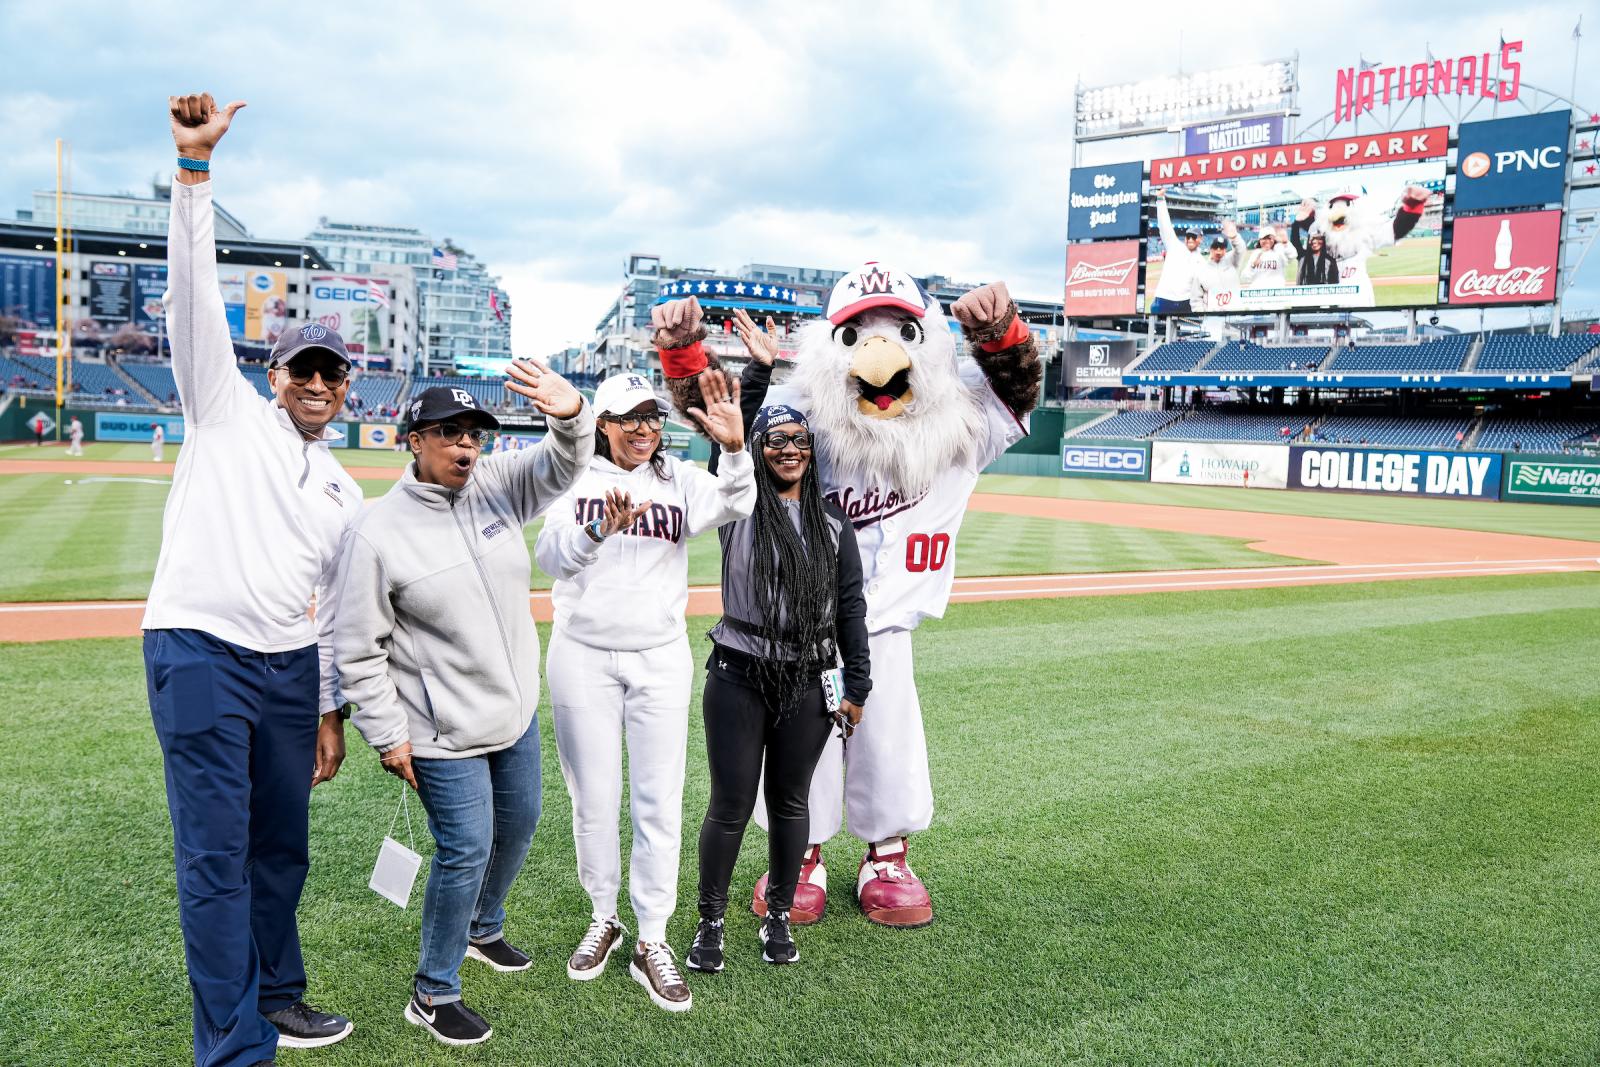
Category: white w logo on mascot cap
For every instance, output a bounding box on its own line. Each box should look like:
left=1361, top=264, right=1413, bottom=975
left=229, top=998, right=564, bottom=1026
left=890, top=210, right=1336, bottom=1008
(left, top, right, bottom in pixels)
left=825, top=261, right=926, bottom=325
left=451, top=388, right=476, bottom=408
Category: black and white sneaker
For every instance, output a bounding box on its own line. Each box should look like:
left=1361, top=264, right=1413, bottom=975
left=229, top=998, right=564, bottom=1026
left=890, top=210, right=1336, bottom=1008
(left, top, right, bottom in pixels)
left=404, top=993, right=492, bottom=1046
left=264, top=1001, right=353, bottom=1049
left=759, top=910, right=799, bottom=965
left=466, top=935, right=532, bottom=972
left=686, top=917, right=725, bottom=973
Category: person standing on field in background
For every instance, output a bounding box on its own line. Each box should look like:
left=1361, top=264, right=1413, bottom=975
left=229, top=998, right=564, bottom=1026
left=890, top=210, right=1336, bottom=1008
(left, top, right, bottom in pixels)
left=67, top=416, right=84, bottom=456
left=152, top=421, right=166, bottom=462
left=143, top=92, right=361, bottom=1066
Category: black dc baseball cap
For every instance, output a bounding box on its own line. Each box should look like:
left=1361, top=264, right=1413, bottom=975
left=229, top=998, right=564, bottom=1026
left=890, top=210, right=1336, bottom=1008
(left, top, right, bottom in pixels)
left=269, top=323, right=352, bottom=370
left=1209, top=237, right=1228, bottom=249
left=405, top=386, right=501, bottom=433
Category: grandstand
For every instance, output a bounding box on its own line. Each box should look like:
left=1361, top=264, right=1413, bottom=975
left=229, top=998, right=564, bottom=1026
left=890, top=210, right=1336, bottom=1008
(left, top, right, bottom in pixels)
left=119, top=361, right=179, bottom=404
left=1205, top=343, right=1329, bottom=373
left=1132, top=340, right=1214, bottom=372
left=2, top=355, right=146, bottom=407
left=1475, top=334, right=1600, bottom=373
left=1154, top=410, right=1313, bottom=442
left=1313, top=413, right=1473, bottom=448
left=1066, top=409, right=1182, bottom=438
left=1476, top=414, right=1600, bottom=454
left=1327, top=336, right=1471, bottom=373
left=344, top=372, right=406, bottom=417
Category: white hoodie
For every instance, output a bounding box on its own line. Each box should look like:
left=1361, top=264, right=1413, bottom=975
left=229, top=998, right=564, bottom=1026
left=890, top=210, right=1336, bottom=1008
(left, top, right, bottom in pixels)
left=1154, top=197, right=1203, bottom=305
left=535, top=448, right=755, bottom=651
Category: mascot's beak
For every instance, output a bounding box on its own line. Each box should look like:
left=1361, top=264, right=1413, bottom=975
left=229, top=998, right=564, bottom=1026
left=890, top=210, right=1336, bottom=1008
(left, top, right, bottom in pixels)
left=851, top=335, right=913, bottom=419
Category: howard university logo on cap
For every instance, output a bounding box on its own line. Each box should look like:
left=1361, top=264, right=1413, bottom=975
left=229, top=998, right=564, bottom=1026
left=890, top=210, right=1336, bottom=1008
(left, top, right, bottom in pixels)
left=301, top=324, right=328, bottom=341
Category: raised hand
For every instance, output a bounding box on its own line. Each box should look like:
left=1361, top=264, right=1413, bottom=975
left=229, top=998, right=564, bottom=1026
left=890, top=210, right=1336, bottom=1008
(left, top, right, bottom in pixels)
left=600, top=487, right=651, bottom=537
left=951, top=281, right=1012, bottom=330
left=1221, top=219, right=1239, bottom=239
left=684, top=370, right=744, bottom=452
left=1401, top=184, right=1433, bottom=207
left=505, top=356, right=582, bottom=418
left=731, top=307, right=779, bottom=366
left=1298, top=198, right=1318, bottom=222
left=168, top=92, right=245, bottom=159
left=650, top=296, right=703, bottom=349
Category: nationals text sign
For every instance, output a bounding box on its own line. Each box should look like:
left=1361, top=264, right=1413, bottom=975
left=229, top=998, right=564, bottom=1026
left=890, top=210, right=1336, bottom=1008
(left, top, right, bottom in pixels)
left=1064, top=240, right=1140, bottom=317
left=1447, top=210, right=1561, bottom=306
left=1150, top=127, right=1447, bottom=185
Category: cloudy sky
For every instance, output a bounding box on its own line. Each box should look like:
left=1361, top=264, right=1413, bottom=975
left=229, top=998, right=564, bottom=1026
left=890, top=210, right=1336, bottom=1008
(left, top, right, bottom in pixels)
left=3, top=1, right=1596, bottom=355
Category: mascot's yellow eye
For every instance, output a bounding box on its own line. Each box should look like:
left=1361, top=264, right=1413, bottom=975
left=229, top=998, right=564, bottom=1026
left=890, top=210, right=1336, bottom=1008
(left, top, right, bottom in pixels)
left=899, top=320, right=923, bottom=344
left=833, top=325, right=860, bottom=348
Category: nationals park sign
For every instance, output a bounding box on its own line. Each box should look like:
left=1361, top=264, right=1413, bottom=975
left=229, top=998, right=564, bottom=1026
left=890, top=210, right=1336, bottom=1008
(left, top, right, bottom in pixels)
left=1150, top=127, right=1448, bottom=185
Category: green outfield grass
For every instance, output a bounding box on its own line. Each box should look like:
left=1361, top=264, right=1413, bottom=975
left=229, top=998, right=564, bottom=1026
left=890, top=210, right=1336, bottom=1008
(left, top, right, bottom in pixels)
left=3, top=572, right=1596, bottom=1065
left=979, top=474, right=1600, bottom=542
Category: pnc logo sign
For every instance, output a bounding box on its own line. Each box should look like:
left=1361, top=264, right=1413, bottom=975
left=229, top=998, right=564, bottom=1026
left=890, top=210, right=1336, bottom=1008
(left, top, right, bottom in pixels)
left=1453, top=109, right=1570, bottom=211
left=1459, top=152, right=1491, bottom=179
left=1460, top=146, right=1563, bottom=180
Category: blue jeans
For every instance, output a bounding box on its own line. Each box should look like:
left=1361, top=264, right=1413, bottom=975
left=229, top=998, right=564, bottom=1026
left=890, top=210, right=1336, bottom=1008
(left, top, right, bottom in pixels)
left=144, top=628, right=318, bottom=1067
left=412, top=719, right=542, bottom=1004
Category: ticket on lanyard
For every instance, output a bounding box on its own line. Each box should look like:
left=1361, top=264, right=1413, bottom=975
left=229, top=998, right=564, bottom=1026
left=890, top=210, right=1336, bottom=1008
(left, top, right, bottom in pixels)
left=821, top=667, right=844, bottom=715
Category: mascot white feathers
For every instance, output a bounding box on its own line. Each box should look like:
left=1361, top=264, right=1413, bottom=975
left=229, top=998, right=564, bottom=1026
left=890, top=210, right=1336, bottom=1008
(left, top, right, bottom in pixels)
left=656, top=262, right=1041, bottom=929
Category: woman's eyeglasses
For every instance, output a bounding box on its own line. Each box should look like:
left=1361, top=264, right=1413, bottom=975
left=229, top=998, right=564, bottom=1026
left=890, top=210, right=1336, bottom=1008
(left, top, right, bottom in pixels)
left=761, top=431, right=813, bottom=450
left=601, top=412, right=665, bottom=432
left=421, top=422, right=496, bottom=448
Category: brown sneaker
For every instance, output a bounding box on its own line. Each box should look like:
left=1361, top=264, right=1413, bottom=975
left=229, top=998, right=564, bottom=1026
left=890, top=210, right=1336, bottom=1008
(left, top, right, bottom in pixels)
left=567, top=917, right=626, bottom=982
left=629, top=940, right=692, bottom=1012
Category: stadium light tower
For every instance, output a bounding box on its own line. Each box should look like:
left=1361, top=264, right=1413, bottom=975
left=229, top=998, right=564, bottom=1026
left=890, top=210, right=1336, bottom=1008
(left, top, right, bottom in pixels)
left=1074, top=59, right=1299, bottom=147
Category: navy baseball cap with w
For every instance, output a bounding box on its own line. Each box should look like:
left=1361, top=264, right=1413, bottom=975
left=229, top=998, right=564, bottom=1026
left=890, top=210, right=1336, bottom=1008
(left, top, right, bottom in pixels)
left=406, top=386, right=501, bottom=432
left=269, top=323, right=352, bottom=369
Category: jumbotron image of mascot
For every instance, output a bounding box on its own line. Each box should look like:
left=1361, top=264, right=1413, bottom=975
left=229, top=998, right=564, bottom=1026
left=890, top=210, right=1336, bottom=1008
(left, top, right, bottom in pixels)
left=1292, top=184, right=1434, bottom=307
left=654, top=263, right=1040, bottom=927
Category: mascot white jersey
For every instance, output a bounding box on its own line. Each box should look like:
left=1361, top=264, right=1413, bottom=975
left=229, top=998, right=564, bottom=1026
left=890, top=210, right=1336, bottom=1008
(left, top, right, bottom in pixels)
left=658, top=263, right=1040, bottom=928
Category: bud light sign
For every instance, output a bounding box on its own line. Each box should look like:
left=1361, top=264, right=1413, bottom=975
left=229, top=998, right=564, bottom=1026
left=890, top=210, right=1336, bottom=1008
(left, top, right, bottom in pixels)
left=1453, top=110, right=1569, bottom=211
left=1447, top=210, right=1561, bottom=306
left=1067, top=162, right=1144, bottom=239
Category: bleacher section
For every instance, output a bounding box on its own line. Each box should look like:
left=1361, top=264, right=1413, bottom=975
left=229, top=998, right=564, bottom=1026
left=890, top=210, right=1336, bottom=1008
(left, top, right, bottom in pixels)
left=1476, top=415, right=1600, bottom=453
left=239, top=365, right=274, bottom=400
left=1313, top=414, right=1472, bottom=448
left=1328, top=336, right=1471, bottom=373
left=1065, top=410, right=1179, bottom=438
left=1476, top=335, right=1600, bottom=372
left=417, top=375, right=510, bottom=411
left=2, top=355, right=144, bottom=407
left=1134, top=340, right=1213, bottom=372
left=1205, top=343, right=1330, bottom=373
left=120, top=361, right=179, bottom=403
left=344, top=372, right=406, bottom=418
left=1155, top=411, right=1313, bottom=442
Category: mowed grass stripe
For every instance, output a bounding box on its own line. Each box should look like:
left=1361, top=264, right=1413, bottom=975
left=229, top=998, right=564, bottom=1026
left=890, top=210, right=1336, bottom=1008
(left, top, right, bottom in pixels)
left=2, top=572, right=1596, bottom=1065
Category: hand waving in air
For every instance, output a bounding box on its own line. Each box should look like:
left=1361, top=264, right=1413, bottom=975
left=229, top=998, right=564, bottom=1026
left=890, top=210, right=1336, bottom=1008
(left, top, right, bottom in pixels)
left=168, top=92, right=245, bottom=160
left=731, top=307, right=780, bottom=366
left=505, top=357, right=583, bottom=418
left=600, top=487, right=652, bottom=537
left=684, top=371, right=744, bottom=453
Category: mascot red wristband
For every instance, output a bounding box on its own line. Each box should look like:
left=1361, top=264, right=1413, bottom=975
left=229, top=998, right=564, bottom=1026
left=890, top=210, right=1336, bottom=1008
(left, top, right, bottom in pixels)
left=658, top=340, right=708, bottom=378
left=978, top=314, right=1030, bottom=354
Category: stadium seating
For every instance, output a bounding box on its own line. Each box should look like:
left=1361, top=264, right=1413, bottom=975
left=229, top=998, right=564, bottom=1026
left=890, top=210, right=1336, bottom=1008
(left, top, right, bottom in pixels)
left=1155, top=410, right=1312, bottom=442
left=344, top=371, right=406, bottom=418
left=1, top=355, right=146, bottom=407
left=239, top=365, right=274, bottom=400
left=1312, top=414, right=1473, bottom=448
left=1328, top=336, right=1471, bottom=373
left=1476, top=415, right=1600, bottom=453
left=119, top=361, right=179, bottom=404
left=1132, top=340, right=1214, bottom=372
left=416, top=374, right=510, bottom=410
left=1204, top=343, right=1330, bottom=373
left=1475, top=334, right=1600, bottom=372
left=1066, top=409, right=1180, bottom=438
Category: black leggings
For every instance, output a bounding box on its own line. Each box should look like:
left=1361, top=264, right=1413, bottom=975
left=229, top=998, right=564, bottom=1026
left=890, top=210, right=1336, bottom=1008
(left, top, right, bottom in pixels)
left=697, top=671, right=834, bottom=919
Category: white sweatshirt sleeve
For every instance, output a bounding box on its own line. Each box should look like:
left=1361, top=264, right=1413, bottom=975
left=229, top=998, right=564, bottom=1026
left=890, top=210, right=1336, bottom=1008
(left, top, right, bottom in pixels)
left=164, top=180, right=253, bottom=426
left=533, top=485, right=602, bottom=580
left=1157, top=197, right=1179, bottom=252
left=314, top=523, right=355, bottom=712
left=333, top=530, right=410, bottom=753
left=679, top=446, right=756, bottom=538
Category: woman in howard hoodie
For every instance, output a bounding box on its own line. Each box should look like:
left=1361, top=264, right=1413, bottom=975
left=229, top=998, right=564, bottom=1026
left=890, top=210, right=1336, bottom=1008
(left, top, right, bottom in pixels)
left=335, top=368, right=591, bottom=1048
left=534, top=369, right=754, bottom=1013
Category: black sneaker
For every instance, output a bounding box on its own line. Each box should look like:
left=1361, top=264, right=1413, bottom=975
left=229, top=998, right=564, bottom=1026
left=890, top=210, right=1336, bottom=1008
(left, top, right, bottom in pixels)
left=466, top=935, right=532, bottom=972
left=404, top=993, right=492, bottom=1046
left=264, top=1001, right=353, bottom=1049
left=759, top=910, right=798, bottom=965
left=686, top=917, right=725, bottom=973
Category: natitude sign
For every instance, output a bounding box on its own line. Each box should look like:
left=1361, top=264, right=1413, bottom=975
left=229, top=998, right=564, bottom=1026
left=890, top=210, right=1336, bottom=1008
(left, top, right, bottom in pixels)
left=1064, top=241, right=1140, bottom=317
left=1447, top=210, right=1561, bottom=306
left=1150, top=127, right=1447, bottom=185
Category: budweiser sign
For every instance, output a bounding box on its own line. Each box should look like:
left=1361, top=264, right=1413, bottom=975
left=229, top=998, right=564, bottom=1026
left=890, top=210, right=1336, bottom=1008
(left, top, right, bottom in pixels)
left=1447, top=210, right=1561, bottom=306
left=1065, top=240, right=1140, bottom=318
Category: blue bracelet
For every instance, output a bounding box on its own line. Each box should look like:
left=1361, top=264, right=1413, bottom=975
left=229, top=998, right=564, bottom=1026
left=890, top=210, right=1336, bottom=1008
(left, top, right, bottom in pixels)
left=177, top=157, right=210, bottom=172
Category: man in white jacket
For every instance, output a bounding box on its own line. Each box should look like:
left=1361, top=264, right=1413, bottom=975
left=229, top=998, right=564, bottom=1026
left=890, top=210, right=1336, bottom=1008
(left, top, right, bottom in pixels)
left=142, top=93, right=358, bottom=1066
left=1151, top=188, right=1204, bottom=314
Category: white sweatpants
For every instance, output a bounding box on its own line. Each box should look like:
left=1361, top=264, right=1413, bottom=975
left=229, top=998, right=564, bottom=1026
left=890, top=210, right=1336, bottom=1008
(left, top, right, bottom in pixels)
left=755, top=628, right=932, bottom=847
left=548, top=629, right=691, bottom=944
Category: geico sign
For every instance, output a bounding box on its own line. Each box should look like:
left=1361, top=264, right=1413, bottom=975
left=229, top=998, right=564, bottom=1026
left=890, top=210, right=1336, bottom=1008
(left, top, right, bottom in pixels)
left=313, top=285, right=375, bottom=302
left=1460, top=145, right=1563, bottom=179
left=1063, top=448, right=1144, bottom=471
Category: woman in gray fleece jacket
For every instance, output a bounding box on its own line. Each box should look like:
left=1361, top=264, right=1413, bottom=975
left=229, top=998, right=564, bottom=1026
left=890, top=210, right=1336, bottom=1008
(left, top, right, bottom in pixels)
left=334, top=363, right=591, bottom=1048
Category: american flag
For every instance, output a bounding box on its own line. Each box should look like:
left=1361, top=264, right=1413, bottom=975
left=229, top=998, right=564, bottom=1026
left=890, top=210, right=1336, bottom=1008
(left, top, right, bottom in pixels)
left=366, top=280, right=390, bottom=308
left=431, top=246, right=458, bottom=270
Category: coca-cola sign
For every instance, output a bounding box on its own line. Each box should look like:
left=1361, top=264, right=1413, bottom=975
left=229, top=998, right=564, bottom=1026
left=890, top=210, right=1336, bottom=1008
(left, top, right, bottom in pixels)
left=1065, top=239, right=1140, bottom=317
left=1448, top=210, right=1561, bottom=306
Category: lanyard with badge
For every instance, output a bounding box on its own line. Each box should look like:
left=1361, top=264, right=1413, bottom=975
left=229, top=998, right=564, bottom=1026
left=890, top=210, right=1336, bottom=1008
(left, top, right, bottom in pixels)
left=370, top=783, right=423, bottom=908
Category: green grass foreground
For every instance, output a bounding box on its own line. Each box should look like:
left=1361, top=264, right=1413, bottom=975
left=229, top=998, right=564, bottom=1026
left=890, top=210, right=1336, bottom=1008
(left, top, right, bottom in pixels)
left=2, top=573, right=1597, bottom=1065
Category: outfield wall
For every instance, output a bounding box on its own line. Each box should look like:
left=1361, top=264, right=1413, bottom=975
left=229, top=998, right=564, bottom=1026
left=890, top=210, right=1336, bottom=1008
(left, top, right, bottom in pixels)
left=1501, top=453, right=1600, bottom=506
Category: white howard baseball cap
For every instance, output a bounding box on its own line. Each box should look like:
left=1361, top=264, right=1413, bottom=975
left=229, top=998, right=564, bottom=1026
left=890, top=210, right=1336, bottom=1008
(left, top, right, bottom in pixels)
left=592, top=372, right=663, bottom=417
left=825, top=262, right=927, bottom=324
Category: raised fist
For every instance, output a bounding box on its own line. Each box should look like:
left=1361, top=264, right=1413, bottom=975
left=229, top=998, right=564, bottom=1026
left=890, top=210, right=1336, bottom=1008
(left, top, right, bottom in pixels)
left=1401, top=184, right=1433, bottom=207
left=169, top=93, right=245, bottom=159
left=650, top=296, right=703, bottom=349
left=951, top=281, right=1012, bottom=330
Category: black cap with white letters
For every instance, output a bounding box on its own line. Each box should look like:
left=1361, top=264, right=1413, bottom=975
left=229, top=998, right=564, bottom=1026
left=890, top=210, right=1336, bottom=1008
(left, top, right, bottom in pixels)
left=405, top=386, right=501, bottom=432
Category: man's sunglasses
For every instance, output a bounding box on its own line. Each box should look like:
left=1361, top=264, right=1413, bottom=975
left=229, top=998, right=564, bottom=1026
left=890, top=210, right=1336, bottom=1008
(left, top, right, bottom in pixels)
left=761, top=431, right=813, bottom=450
left=601, top=412, right=665, bottom=432
left=282, top=363, right=349, bottom=386
left=418, top=422, right=496, bottom=448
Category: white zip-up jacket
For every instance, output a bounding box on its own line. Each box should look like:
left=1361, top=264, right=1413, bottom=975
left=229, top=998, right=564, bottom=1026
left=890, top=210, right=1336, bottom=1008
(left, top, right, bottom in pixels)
left=535, top=448, right=755, bottom=652
left=1154, top=197, right=1203, bottom=305
left=141, top=179, right=361, bottom=712
left=335, top=412, right=594, bottom=760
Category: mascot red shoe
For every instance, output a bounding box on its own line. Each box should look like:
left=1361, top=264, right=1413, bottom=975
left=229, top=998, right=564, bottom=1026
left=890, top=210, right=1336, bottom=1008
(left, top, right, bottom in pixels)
left=658, top=264, right=1040, bottom=927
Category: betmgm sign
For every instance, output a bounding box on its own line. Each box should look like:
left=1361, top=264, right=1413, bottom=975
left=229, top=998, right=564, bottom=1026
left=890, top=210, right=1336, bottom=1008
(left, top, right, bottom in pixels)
left=1064, top=340, right=1135, bottom=389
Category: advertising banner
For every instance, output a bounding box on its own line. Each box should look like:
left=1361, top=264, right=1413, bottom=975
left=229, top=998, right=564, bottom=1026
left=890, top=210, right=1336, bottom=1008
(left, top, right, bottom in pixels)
left=310, top=274, right=390, bottom=355
left=358, top=423, right=401, bottom=449
left=1503, top=456, right=1600, bottom=505
left=133, top=264, right=168, bottom=332
left=1151, top=441, right=1289, bottom=489
left=1067, top=162, right=1144, bottom=239
left=0, top=253, right=56, bottom=328
left=1184, top=116, right=1285, bottom=156
left=1151, top=126, right=1448, bottom=185
left=217, top=269, right=247, bottom=338
left=1447, top=209, right=1561, bottom=306
left=1064, top=340, right=1136, bottom=388
left=87, top=261, right=132, bottom=324
left=1454, top=110, right=1570, bottom=212
left=1289, top=446, right=1501, bottom=499
left=1060, top=441, right=1149, bottom=480
left=245, top=270, right=289, bottom=344
left=496, top=433, right=545, bottom=453
left=95, top=411, right=187, bottom=443
left=1146, top=157, right=1445, bottom=314
left=1065, top=242, right=1140, bottom=317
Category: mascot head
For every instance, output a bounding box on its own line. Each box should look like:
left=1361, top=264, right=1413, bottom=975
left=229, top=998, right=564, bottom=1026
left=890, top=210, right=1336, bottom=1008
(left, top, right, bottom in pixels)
left=789, top=262, right=984, bottom=491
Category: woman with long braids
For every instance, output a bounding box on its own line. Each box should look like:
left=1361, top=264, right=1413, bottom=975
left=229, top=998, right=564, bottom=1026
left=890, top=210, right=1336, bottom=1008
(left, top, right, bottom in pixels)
left=686, top=398, right=871, bottom=971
